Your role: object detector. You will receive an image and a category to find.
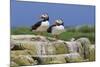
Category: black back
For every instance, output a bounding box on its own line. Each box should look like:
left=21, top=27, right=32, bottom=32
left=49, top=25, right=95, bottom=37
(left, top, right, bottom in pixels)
left=47, top=22, right=64, bottom=33
left=47, top=25, right=56, bottom=33
left=56, top=22, right=64, bottom=26
left=31, top=17, right=49, bottom=31
left=31, top=20, right=42, bottom=31
left=61, top=23, right=64, bottom=26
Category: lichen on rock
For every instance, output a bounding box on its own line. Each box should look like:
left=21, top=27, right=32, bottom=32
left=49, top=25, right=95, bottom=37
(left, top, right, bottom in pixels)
left=11, top=55, right=37, bottom=66
left=11, top=35, right=95, bottom=66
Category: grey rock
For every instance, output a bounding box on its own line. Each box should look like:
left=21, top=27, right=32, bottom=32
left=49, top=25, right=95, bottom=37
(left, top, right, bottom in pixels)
left=11, top=35, right=95, bottom=65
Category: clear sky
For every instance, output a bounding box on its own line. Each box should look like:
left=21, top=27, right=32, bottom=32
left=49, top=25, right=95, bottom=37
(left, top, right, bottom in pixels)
left=11, top=0, right=95, bottom=27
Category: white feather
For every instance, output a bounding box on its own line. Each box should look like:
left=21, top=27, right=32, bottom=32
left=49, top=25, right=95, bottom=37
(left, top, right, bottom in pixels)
left=36, top=21, right=49, bottom=32
left=52, top=25, right=65, bottom=35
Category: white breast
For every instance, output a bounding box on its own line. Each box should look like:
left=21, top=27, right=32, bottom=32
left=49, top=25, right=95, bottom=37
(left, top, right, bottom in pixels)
left=52, top=25, right=65, bottom=35
left=36, top=21, right=49, bottom=32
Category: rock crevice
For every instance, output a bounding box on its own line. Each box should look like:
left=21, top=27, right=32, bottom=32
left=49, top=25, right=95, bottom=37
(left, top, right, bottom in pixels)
left=11, top=35, right=95, bottom=66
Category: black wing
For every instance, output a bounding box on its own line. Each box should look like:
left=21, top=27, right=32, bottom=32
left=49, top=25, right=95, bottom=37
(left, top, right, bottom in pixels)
left=31, top=21, right=42, bottom=31
left=47, top=25, right=56, bottom=33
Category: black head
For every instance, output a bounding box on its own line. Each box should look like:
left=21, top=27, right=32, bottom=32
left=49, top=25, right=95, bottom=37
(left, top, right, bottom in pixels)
left=55, top=19, right=64, bottom=26
left=40, top=13, right=49, bottom=21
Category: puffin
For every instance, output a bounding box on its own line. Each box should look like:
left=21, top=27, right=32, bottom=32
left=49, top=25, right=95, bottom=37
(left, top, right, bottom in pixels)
left=31, top=13, right=50, bottom=35
left=47, top=19, right=65, bottom=38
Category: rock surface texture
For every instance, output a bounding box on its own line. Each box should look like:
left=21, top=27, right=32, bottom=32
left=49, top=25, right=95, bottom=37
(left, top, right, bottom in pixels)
left=11, top=35, right=95, bottom=66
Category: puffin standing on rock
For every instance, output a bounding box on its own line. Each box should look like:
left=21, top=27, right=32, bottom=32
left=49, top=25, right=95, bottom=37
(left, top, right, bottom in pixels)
left=47, top=19, right=65, bottom=39
left=31, top=13, right=50, bottom=35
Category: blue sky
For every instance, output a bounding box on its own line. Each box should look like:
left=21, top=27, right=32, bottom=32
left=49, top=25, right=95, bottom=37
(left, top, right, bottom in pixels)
left=11, top=0, right=95, bottom=27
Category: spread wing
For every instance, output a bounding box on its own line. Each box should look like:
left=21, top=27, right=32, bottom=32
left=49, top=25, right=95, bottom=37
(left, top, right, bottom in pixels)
left=31, top=21, right=42, bottom=31
left=47, top=25, right=56, bottom=33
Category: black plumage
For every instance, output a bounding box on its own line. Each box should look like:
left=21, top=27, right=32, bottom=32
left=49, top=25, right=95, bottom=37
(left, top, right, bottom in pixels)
left=47, top=25, right=56, bottom=33
left=31, top=17, right=49, bottom=31
left=31, top=21, right=42, bottom=31
left=47, top=22, right=64, bottom=33
left=61, top=23, right=64, bottom=26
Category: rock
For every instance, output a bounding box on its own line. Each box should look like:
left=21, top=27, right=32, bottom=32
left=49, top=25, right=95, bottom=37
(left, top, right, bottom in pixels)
left=31, top=35, right=48, bottom=42
left=11, top=35, right=95, bottom=65
left=35, top=55, right=66, bottom=64
left=65, top=53, right=83, bottom=63
left=11, top=41, right=37, bottom=55
left=45, top=43, right=56, bottom=55
left=11, top=35, right=36, bottom=40
left=11, top=55, right=37, bottom=66
left=49, top=61, right=65, bottom=64
left=76, top=38, right=91, bottom=46
left=49, top=56, right=66, bottom=64
left=39, top=57, right=52, bottom=64
left=46, top=37, right=57, bottom=41
left=10, top=61, right=19, bottom=67
left=89, top=45, right=95, bottom=61
left=76, top=38, right=91, bottom=59
left=11, top=50, right=37, bottom=57
left=65, top=41, right=83, bottom=55
left=30, top=53, right=82, bottom=64
left=53, top=42, right=69, bottom=54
